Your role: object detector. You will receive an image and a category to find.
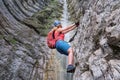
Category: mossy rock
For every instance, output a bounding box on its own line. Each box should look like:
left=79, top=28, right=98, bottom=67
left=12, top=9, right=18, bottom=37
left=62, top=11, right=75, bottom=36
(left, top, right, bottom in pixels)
left=23, top=0, right=63, bottom=36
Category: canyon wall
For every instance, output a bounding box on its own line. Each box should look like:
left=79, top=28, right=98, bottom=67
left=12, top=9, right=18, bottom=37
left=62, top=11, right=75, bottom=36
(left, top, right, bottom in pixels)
left=67, top=0, right=120, bottom=80
left=1, top=0, right=120, bottom=80
left=0, top=0, right=51, bottom=80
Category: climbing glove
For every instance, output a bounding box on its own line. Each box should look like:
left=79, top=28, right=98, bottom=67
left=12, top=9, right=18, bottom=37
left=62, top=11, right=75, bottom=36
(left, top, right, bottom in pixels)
left=75, top=21, right=79, bottom=27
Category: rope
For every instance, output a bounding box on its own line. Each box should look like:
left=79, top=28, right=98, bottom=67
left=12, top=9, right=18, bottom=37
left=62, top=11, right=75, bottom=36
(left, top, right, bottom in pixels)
left=69, top=27, right=78, bottom=42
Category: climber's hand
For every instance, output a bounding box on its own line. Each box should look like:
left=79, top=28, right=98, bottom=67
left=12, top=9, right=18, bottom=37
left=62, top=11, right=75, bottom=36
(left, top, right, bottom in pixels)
left=75, top=21, right=79, bottom=27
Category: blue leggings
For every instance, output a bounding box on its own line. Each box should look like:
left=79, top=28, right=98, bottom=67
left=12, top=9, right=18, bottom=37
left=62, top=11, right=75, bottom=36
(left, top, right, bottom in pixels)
left=55, top=40, right=71, bottom=56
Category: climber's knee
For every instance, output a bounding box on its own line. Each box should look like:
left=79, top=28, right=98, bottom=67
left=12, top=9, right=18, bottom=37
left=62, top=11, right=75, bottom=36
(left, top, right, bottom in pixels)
left=68, top=47, right=74, bottom=54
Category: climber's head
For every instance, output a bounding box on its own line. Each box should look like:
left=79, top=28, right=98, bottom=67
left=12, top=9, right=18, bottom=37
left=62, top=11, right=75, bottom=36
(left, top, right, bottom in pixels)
left=54, top=20, right=61, bottom=27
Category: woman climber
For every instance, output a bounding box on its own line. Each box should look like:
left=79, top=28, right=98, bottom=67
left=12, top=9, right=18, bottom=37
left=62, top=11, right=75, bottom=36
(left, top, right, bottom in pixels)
left=47, top=20, right=79, bottom=73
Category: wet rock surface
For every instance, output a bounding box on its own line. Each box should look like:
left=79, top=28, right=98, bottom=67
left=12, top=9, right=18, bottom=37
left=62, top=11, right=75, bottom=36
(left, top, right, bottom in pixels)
left=67, top=0, right=120, bottom=80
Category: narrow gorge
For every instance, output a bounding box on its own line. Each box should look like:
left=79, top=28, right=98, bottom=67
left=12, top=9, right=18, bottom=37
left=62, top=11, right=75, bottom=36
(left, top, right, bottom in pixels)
left=0, top=0, right=120, bottom=80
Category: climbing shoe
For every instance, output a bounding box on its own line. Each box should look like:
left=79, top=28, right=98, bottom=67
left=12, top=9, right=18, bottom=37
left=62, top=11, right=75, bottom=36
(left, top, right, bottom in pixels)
left=67, top=65, right=75, bottom=73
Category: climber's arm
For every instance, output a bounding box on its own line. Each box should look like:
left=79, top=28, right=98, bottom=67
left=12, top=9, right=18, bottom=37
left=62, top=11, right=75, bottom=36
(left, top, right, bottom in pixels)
left=62, top=24, right=77, bottom=34
left=57, top=24, right=76, bottom=34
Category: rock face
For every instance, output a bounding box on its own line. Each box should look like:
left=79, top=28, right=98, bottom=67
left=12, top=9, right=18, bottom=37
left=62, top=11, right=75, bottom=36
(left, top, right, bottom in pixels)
left=67, top=0, right=120, bottom=80
left=1, top=0, right=120, bottom=80
left=0, top=0, right=51, bottom=80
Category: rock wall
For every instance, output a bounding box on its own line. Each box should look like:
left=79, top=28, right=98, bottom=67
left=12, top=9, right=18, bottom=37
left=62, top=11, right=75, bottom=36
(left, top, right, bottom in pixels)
left=0, top=0, right=51, bottom=80
left=67, top=0, right=120, bottom=80
left=1, top=0, right=120, bottom=80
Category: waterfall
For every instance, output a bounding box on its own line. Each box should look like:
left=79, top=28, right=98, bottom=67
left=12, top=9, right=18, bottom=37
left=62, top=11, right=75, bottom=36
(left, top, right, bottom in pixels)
left=55, top=0, right=68, bottom=79
left=61, top=0, right=71, bottom=42
left=57, top=0, right=73, bottom=80
left=43, top=0, right=73, bottom=80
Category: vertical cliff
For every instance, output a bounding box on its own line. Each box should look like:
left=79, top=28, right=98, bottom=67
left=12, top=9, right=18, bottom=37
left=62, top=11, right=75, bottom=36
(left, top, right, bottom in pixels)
left=67, top=0, right=120, bottom=80
left=1, top=0, right=120, bottom=80
left=0, top=0, right=62, bottom=80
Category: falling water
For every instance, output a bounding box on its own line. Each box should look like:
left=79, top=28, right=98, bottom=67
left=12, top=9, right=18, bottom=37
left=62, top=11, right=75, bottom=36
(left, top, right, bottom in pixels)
left=44, top=0, right=73, bottom=80
left=58, top=0, right=73, bottom=80
left=61, top=0, right=71, bottom=41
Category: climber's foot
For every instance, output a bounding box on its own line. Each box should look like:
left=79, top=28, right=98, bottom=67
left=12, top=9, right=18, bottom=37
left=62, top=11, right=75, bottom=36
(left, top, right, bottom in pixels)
left=67, top=65, right=75, bottom=73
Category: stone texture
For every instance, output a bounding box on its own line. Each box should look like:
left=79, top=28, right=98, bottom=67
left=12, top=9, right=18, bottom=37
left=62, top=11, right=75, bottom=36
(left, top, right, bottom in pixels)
left=67, top=0, right=120, bottom=80
left=1, top=0, right=120, bottom=80
left=0, top=0, right=51, bottom=80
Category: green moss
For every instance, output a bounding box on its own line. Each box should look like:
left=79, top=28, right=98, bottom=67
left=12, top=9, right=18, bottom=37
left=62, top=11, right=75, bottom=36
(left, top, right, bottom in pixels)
left=10, top=38, right=17, bottom=44
left=0, top=35, right=4, bottom=39
left=4, top=36, right=17, bottom=45
left=23, top=0, right=63, bottom=36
